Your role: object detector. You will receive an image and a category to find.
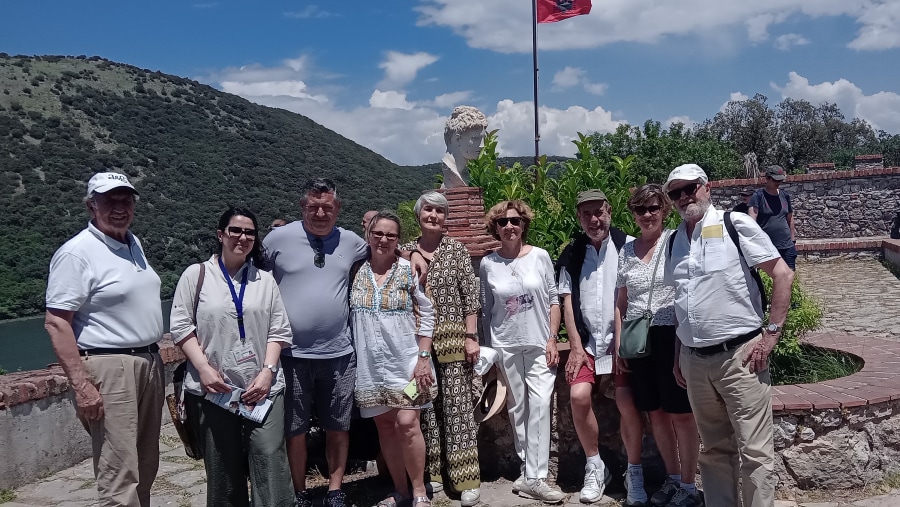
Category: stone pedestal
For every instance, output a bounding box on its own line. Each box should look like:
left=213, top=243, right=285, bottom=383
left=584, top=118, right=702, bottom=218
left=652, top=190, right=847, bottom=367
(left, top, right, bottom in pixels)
left=438, top=187, right=499, bottom=260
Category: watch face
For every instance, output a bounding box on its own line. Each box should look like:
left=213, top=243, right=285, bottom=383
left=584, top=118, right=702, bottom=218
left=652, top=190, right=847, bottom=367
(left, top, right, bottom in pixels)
left=767, top=324, right=778, bottom=332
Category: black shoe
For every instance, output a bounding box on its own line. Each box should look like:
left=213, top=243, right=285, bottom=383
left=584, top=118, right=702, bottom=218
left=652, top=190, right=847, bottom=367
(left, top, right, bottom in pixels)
left=325, top=489, right=348, bottom=507
left=295, top=490, right=313, bottom=507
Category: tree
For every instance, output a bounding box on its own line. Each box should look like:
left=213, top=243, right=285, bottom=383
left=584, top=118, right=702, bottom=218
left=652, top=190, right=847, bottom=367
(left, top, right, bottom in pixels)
left=698, top=93, right=777, bottom=168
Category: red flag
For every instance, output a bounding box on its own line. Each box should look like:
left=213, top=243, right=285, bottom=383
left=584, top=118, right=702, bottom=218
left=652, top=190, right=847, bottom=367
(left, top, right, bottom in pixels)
left=537, top=0, right=592, bottom=23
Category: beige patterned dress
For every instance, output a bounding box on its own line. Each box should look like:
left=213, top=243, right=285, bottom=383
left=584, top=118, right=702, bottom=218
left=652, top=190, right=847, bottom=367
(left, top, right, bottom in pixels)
left=401, top=235, right=481, bottom=492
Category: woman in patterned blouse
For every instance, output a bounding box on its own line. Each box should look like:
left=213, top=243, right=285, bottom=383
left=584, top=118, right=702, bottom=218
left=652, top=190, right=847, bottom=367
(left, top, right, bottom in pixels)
left=400, top=191, right=483, bottom=507
left=350, top=211, right=437, bottom=507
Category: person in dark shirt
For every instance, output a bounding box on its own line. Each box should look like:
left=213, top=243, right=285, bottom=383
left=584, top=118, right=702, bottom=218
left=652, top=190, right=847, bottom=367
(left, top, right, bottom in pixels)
left=732, top=190, right=753, bottom=214
left=749, top=165, right=797, bottom=270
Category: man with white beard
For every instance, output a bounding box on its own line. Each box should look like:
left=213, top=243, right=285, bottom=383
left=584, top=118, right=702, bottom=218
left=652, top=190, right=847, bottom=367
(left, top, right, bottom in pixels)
left=662, top=164, right=793, bottom=507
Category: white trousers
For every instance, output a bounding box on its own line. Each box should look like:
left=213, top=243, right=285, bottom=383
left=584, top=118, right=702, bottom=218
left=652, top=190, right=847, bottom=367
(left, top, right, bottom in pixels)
left=497, top=345, right=557, bottom=480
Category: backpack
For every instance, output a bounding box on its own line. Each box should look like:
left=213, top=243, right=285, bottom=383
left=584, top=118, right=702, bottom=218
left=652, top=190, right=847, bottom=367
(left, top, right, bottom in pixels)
left=667, top=211, right=768, bottom=310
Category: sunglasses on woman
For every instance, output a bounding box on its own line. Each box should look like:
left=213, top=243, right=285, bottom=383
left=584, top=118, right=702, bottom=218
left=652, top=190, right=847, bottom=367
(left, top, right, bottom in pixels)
left=630, top=205, right=662, bottom=216
left=495, top=217, right=523, bottom=227
left=225, top=226, right=257, bottom=239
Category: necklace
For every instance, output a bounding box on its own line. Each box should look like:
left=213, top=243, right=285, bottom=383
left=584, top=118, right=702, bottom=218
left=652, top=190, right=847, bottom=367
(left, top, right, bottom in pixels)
left=508, top=257, right=521, bottom=277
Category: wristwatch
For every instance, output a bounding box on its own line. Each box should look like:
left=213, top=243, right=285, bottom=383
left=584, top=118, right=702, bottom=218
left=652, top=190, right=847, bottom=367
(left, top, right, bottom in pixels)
left=263, top=364, right=279, bottom=374
left=765, top=323, right=782, bottom=334
left=417, top=350, right=432, bottom=359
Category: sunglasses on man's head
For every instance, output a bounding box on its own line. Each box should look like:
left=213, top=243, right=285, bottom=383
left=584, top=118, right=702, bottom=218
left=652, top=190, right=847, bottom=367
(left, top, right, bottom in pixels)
left=225, top=226, right=257, bottom=239
left=630, top=205, right=662, bottom=216
left=495, top=217, right=523, bottom=227
left=312, top=237, right=325, bottom=268
left=666, top=182, right=702, bottom=201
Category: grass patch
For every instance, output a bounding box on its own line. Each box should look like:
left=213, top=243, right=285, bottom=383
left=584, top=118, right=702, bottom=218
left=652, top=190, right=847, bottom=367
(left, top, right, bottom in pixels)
left=0, top=489, right=16, bottom=504
left=771, top=344, right=862, bottom=385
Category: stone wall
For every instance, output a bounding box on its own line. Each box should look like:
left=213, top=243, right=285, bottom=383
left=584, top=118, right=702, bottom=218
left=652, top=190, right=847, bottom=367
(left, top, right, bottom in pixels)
left=710, top=167, right=900, bottom=239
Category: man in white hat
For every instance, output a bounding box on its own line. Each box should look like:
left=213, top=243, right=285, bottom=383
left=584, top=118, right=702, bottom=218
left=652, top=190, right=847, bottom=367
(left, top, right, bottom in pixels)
left=663, top=164, right=793, bottom=507
left=44, top=172, right=164, bottom=506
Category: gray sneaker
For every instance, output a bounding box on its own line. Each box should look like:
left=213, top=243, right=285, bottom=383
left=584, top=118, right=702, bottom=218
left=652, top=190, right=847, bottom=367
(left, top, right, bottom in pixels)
left=650, top=477, right=680, bottom=506
left=624, top=467, right=648, bottom=506
left=519, top=478, right=566, bottom=504
left=512, top=474, right=526, bottom=493
left=666, top=487, right=702, bottom=507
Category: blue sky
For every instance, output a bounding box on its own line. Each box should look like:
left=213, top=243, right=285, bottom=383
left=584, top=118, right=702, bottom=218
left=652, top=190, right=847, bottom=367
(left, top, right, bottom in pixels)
left=2, top=0, right=899, bottom=165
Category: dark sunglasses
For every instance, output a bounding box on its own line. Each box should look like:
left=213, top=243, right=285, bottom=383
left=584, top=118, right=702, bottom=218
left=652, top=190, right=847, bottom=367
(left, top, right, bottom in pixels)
left=370, top=230, right=399, bottom=240
left=495, top=217, right=523, bottom=227
left=225, top=226, right=257, bottom=239
left=666, top=182, right=702, bottom=201
left=312, top=237, right=325, bottom=268
left=631, top=205, right=662, bottom=216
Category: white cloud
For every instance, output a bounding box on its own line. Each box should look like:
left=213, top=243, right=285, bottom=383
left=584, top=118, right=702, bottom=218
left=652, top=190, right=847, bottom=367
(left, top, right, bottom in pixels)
left=284, top=6, right=335, bottom=19
left=369, top=90, right=416, bottom=110
left=430, top=91, right=473, bottom=108
left=552, top=67, right=585, bottom=88
left=719, top=91, right=750, bottom=111
left=220, top=80, right=328, bottom=102
left=774, top=33, right=810, bottom=50
left=414, top=1, right=894, bottom=53
left=664, top=115, right=696, bottom=128
left=551, top=66, right=608, bottom=96
left=378, top=51, right=439, bottom=89
left=773, top=71, right=900, bottom=133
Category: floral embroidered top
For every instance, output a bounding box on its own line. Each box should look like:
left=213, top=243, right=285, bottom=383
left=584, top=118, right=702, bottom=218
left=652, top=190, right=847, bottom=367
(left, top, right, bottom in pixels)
left=400, top=235, right=480, bottom=363
left=616, top=232, right=677, bottom=326
left=350, top=257, right=437, bottom=410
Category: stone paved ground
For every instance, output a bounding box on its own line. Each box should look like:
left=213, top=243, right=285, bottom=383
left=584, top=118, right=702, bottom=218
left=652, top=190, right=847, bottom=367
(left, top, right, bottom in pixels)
left=6, top=258, right=900, bottom=507
left=796, top=258, right=900, bottom=339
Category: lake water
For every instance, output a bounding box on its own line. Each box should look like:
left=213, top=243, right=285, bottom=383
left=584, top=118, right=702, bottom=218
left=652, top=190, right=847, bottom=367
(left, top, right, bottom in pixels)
left=0, top=301, right=173, bottom=373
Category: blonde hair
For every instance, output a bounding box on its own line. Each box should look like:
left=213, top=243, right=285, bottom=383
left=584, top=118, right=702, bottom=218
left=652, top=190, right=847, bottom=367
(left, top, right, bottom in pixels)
left=485, top=200, right=534, bottom=241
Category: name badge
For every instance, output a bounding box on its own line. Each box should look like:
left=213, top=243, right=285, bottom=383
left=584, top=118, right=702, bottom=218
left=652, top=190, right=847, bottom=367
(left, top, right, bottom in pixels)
left=231, top=342, right=258, bottom=365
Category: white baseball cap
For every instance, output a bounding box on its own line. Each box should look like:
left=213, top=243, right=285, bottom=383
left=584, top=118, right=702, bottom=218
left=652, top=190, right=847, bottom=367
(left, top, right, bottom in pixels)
left=663, top=164, right=709, bottom=192
left=86, top=172, right=138, bottom=196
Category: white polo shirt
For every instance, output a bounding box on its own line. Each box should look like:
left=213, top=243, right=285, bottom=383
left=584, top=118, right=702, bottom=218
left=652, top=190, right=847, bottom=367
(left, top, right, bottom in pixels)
left=46, top=222, right=163, bottom=349
left=663, top=206, right=779, bottom=348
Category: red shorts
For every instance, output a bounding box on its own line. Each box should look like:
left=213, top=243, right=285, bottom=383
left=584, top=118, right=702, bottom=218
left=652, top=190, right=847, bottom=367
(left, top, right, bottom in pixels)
left=568, top=354, right=596, bottom=385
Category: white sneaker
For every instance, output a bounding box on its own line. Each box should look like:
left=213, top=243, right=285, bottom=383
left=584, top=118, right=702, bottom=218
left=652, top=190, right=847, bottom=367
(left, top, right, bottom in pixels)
left=460, top=488, right=480, bottom=507
left=512, top=474, right=526, bottom=493
left=427, top=481, right=443, bottom=494
left=624, top=467, right=649, bottom=506
left=519, top=478, right=566, bottom=504
left=579, top=463, right=611, bottom=503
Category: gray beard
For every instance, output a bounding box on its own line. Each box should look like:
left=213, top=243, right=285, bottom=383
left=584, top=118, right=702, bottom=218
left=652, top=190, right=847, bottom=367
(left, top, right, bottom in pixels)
left=678, top=198, right=711, bottom=222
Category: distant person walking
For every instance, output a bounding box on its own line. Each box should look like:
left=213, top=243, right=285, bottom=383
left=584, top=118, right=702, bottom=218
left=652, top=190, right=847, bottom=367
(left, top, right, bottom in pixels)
left=170, top=207, right=294, bottom=507
left=44, top=172, right=165, bottom=507
left=749, top=165, right=797, bottom=270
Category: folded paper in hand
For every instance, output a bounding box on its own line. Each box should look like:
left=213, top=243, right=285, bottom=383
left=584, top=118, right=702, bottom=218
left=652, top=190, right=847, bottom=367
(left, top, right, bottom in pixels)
left=205, top=385, right=272, bottom=423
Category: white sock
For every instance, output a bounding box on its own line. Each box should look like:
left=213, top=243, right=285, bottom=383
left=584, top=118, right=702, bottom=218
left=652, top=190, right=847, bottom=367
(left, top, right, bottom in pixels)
left=586, top=454, right=604, bottom=469
left=681, top=482, right=697, bottom=495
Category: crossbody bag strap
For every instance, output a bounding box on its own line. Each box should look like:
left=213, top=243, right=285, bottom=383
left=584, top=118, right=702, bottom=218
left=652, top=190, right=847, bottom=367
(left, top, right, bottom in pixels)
left=644, top=230, right=669, bottom=318
left=179, top=263, right=206, bottom=411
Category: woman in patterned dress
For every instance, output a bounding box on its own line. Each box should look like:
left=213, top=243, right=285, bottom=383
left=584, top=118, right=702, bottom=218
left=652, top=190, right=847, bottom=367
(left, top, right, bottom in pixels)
left=350, top=210, right=436, bottom=507
left=400, top=191, right=483, bottom=506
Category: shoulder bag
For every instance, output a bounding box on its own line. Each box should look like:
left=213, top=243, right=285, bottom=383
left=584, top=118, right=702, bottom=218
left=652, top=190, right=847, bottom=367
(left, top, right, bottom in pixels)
left=618, top=232, right=668, bottom=360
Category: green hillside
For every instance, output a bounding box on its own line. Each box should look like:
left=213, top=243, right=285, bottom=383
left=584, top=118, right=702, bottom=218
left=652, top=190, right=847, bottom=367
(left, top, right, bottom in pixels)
left=0, top=54, right=437, bottom=319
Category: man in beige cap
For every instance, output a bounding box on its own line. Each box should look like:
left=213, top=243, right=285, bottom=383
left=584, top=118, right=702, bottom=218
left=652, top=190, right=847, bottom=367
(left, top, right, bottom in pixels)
left=556, top=189, right=631, bottom=504
left=44, top=172, right=164, bottom=506
left=663, top=164, right=793, bottom=507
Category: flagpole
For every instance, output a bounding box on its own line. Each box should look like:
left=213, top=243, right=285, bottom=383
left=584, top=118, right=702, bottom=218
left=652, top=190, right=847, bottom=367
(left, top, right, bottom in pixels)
left=531, top=0, right=540, bottom=166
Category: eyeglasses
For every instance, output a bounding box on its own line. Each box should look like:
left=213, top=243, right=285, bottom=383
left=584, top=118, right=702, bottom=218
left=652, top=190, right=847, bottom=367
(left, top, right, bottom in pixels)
left=305, top=204, right=335, bottom=215
left=312, top=237, right=325, bottom=268
left=630, top=205, right=662, bottom=216
left=666, top=182, right=702, bottom=201
left=495, top=217, right=523, bottom=227
left=225, top=226, right=257, bottom=239
left=370, top=230, right=399, bottom=241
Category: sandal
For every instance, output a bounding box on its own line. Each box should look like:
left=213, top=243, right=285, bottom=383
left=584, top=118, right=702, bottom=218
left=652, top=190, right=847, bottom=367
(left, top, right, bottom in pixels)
left=376, top=492, right=409, bottom=507
left=412, top=496, right=432, bottom=507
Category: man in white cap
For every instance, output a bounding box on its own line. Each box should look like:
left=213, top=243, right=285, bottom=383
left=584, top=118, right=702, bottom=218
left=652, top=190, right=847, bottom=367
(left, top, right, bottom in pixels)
left=663, top=164, right=793, bottom=507
left=44, top=172, right=164, bottom=507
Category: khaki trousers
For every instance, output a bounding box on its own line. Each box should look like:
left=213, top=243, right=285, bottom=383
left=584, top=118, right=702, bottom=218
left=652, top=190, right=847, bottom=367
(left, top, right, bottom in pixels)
left=680, top=336, right=775, bottom=507
left=80, top=352, right=164, bottom=507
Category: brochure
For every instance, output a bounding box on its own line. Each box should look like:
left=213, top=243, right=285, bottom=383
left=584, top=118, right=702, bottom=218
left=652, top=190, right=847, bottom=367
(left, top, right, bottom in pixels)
left=205, top=385, right=272, bottom=423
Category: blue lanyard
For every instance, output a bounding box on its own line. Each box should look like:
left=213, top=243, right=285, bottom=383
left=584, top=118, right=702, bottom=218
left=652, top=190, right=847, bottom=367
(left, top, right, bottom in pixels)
left=217, top=256, right=248, bottom=342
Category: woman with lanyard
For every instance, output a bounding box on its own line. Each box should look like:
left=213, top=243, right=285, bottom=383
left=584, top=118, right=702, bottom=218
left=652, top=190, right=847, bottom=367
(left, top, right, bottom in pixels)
left=170, top=206, right=294, bottom=507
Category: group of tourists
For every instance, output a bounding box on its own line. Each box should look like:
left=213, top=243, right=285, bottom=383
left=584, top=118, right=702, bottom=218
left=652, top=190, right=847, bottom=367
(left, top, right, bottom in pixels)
left=45, top=162, right=794, bottom=507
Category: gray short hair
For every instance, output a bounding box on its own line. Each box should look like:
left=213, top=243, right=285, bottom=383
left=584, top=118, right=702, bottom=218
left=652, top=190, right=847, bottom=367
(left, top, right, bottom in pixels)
left=414, top=191, right=449, bottom=218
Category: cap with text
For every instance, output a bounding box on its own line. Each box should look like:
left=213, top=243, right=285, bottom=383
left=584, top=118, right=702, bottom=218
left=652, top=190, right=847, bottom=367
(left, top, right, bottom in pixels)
left=663, top=164, right=709, bottom=192
left=87, top=172, right=138, bottom=196
left=765, top=165, right=786, bottom=181
left=576, top=189, right=608, bottom=207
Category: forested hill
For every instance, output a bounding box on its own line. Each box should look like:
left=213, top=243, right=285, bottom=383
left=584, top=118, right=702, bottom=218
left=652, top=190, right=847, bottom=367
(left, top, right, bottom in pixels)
left=0, top=54, right=437, bottom=319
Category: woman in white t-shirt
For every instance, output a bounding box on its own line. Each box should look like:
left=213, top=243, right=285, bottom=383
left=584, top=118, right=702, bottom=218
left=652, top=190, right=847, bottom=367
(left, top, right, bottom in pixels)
left=614, top=185, right=701, bottom=507
left=479, top=200, right=564, bottom=504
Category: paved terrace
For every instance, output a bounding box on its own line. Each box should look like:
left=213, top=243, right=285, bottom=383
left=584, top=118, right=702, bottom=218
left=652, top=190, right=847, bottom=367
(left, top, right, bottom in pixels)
left=5, top=249, right=900, bottom=506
